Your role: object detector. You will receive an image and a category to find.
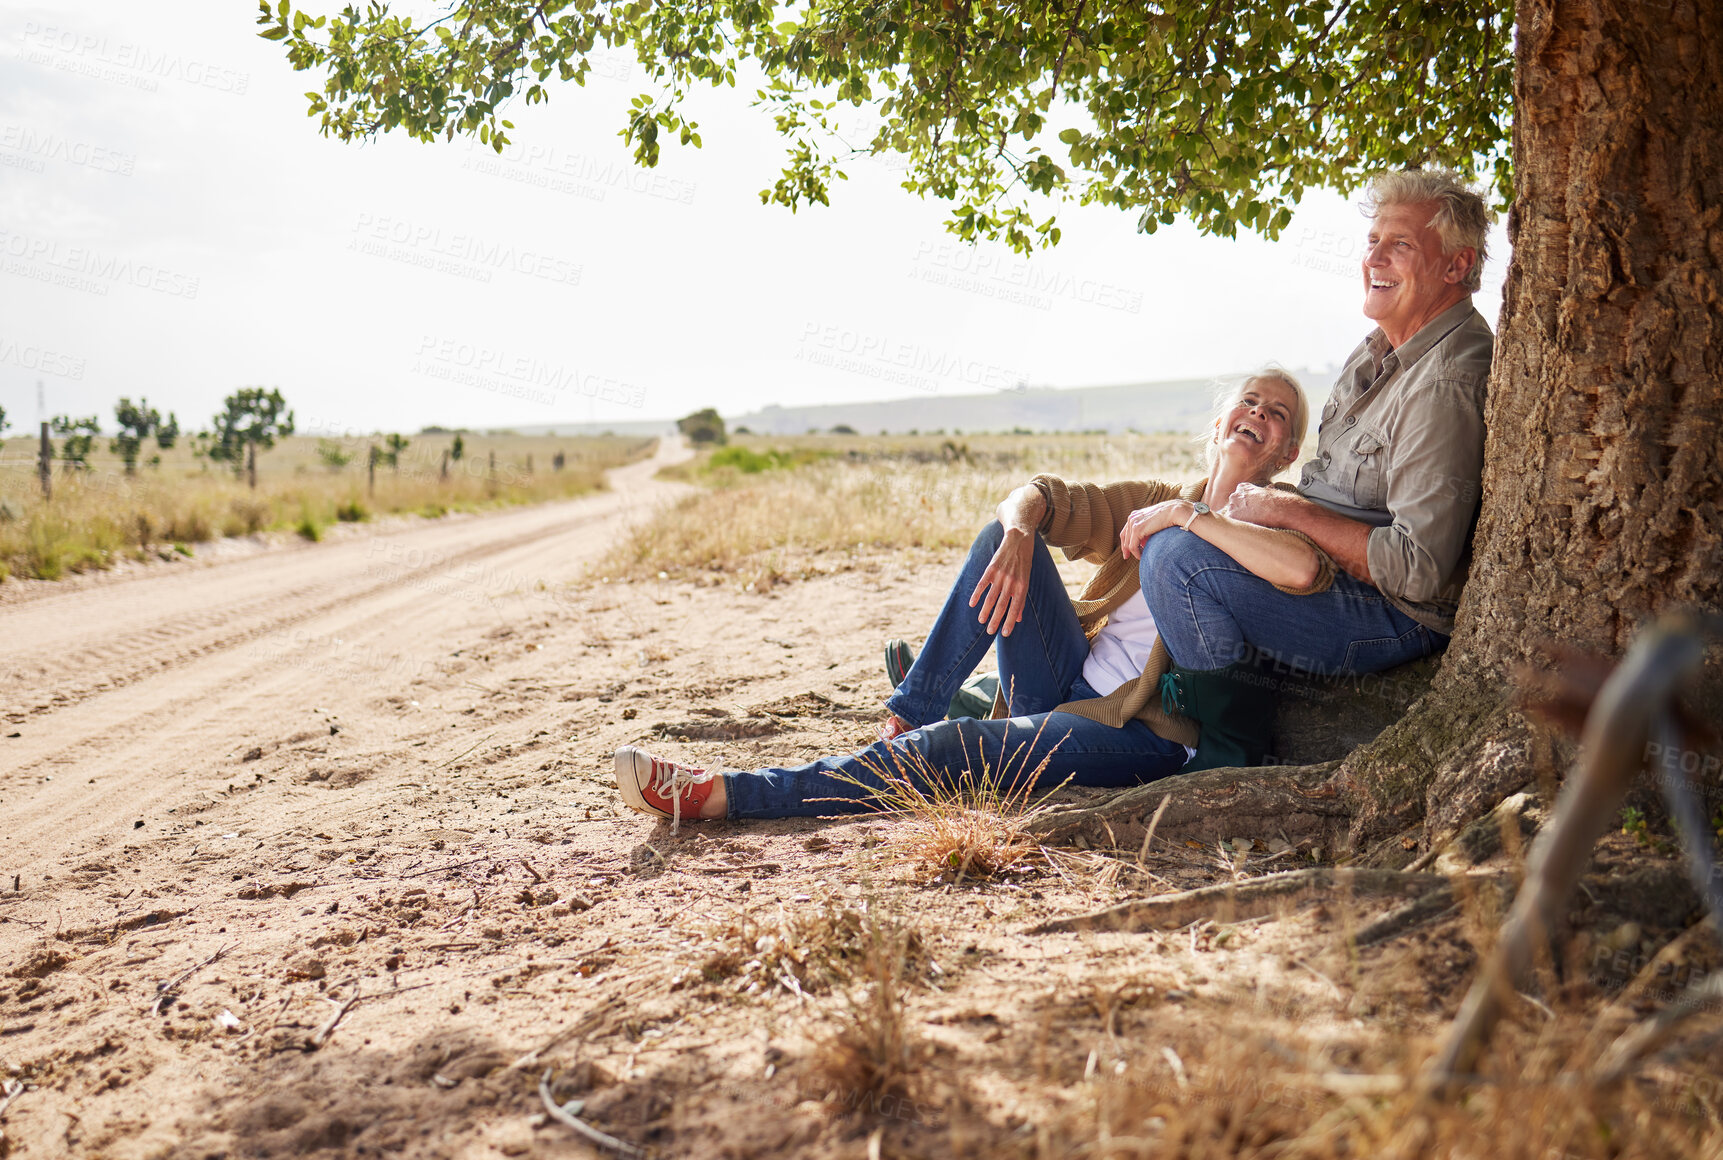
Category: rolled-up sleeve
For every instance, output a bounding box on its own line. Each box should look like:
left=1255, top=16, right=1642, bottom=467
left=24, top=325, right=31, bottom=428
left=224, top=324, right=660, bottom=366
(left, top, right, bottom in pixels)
left=1365, top=378, right=1486, bottom=603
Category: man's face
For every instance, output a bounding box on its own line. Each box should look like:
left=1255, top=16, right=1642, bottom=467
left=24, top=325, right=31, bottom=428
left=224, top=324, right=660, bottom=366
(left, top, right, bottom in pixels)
left=1360, top=200, right=1474, bottom=345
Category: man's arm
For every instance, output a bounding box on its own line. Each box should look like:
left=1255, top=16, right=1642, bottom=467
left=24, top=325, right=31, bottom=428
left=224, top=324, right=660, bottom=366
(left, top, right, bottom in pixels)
left=1225, top=485, right=1375, bottom=583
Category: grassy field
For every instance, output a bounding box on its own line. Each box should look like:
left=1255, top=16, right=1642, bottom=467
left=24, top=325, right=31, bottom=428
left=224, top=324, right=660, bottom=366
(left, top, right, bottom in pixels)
left=615, top=430, right=1227, bottom=588
left=0, top=431, right=655, bottom=581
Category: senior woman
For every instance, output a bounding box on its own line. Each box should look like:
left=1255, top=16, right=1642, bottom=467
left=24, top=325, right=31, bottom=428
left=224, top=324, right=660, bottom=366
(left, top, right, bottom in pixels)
left=614, top=369, right=1332, bottom=822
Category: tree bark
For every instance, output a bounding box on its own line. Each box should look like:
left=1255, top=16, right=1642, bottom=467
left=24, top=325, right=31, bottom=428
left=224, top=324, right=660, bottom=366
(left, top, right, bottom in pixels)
left=1338, top=0, right=1723, bottom=857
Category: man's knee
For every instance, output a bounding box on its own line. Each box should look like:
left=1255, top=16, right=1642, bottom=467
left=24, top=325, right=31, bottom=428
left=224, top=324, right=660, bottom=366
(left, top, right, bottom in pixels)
left=1140, top=527, right=1227, bottom=588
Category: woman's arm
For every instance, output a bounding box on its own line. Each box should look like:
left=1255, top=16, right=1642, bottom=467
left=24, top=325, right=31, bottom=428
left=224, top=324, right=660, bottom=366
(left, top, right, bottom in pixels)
left=1120, top=500, right=1323, bottom=591
left=966, top=484, right=1046, bottom=637
left=1186, top=509, right=1322, bottom=590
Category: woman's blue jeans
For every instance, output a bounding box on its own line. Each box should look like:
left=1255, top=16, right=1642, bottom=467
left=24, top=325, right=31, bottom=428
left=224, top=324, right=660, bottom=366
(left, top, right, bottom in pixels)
left=724, top=522, right=1190, bottom=819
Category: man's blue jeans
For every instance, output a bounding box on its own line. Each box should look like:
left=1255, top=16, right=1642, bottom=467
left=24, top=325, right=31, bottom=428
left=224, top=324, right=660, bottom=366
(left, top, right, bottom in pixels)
left=1139, top=528, right=1444, bottom=677
left=724, top=522, right=1190, bottom=819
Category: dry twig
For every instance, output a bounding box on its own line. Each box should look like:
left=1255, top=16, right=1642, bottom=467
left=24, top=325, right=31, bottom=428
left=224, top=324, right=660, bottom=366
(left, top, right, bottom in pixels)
left=538, top=1068, right=645, bottom=1157
left=151, top=942, right=236, bottom=1016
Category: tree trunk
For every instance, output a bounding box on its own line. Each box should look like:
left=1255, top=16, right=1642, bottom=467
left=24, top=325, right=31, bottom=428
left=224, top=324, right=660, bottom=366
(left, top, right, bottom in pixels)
left=1338, top=0, right=1723, bottom=858
left=247, top=442, right=258, bottom=490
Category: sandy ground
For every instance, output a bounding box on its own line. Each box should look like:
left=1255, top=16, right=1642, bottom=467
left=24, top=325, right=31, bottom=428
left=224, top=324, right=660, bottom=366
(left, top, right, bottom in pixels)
left=0, top=439, right=1707, bottom=1159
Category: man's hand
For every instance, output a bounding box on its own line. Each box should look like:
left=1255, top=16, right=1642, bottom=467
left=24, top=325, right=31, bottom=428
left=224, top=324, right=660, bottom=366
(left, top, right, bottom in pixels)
left=969, top=526, right=1036, bottom=635
left=1226, top=484, right=1375, bottom=584
left=1119, top=500, right=1190, bottom=559
left=1222, top=483, right=1297, bottom=526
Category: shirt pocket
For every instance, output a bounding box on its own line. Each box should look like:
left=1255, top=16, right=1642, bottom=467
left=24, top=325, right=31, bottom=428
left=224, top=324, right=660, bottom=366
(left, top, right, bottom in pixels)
left=1349, top=428, right=1389, bottom=511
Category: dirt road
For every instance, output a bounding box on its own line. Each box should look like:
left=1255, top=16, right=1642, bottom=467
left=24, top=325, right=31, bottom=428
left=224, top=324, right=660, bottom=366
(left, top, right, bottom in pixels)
left=1, top=438, right=694, bottom=888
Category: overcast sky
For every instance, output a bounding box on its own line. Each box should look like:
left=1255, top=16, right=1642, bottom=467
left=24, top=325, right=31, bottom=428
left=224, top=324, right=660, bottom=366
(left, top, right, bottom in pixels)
left=1, top=1, right=1509, bottom=437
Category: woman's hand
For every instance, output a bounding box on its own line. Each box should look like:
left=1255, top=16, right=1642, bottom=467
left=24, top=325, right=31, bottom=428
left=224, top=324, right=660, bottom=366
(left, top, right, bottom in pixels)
left=1119, top=500, right=1190, bottom=559
left=969, top=526, right=1036, bottom=636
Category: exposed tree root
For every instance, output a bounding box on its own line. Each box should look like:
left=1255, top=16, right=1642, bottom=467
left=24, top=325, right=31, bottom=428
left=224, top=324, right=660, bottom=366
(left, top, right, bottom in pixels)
left=1024, top=868, right=1447, bottom=934
left=1026, top=760, right=1349, bottom=849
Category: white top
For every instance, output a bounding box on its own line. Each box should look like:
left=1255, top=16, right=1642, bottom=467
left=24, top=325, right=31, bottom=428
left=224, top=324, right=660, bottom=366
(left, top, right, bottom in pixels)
left=1081, top=595, right=1197, bottom=761
left=1081, top=592, right=1162, bottom=697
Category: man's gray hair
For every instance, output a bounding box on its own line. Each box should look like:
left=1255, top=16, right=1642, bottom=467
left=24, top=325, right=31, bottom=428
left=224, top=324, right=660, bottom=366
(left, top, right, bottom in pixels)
left=1364, top=169, right=1492, bottom=293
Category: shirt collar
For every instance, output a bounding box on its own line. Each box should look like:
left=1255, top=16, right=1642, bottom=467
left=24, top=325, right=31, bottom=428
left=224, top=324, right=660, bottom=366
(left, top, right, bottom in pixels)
left=1372, top=298, right=1479, bottom=371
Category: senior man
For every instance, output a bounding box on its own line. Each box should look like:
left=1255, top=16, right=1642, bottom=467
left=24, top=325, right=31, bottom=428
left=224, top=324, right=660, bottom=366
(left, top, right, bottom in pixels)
left=1142, top=169, right=1494, bottom=766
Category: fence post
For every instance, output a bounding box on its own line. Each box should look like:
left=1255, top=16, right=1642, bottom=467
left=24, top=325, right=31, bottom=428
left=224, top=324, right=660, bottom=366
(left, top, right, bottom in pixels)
left=440, top=449, right=449, bottom=481
left=37, top=421, right=51, bottom=501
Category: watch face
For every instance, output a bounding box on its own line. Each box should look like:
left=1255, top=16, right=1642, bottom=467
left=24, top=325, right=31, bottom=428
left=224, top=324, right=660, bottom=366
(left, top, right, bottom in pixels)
left=1191, top=501, right=1210, bottom=515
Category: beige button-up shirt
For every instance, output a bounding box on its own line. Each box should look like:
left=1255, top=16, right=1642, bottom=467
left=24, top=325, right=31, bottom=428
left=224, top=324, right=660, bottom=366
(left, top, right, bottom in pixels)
left=1298, top=300, right=1493, bottom=634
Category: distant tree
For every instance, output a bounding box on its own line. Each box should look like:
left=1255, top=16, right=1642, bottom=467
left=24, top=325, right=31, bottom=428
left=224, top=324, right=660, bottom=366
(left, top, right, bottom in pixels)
left=208, top=387, right=295, bottom=489
left=677, top=407, right=727, bottom=446
left=552, top=450, right=565, bottom=471
left=111, top=397, right=162, bottom=474
left=450, top=434, right=465, bottom=461
left=155, top=412, right=180, bottom=452
left=384, top=433, right=410, bottom=471
left=0, top=404, right=7, bottom=453
left=50, top=415, right=100, bottom=471
left=829, top=424, right=857, bottom=435
left=316, top=438, right=352, bottom=471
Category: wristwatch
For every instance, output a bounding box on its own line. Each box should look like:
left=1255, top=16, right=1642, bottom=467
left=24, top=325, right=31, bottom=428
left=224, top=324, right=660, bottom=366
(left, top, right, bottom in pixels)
left=1181, top=500, right=1211, bottom=531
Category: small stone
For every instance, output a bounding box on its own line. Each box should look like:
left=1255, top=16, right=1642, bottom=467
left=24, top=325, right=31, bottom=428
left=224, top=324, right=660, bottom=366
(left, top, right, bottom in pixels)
left=1231, top=838, right=1252, bottom=853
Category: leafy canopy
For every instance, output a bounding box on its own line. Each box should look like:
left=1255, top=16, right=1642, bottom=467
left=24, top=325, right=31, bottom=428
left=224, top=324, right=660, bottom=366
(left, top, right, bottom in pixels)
left=112, top=397, right=162, bottom=472
left=260, top=0, right=1513, bottom=251
left=208, top=387, right=296, bottom=468
left=50, top=415, right=101, bottom=468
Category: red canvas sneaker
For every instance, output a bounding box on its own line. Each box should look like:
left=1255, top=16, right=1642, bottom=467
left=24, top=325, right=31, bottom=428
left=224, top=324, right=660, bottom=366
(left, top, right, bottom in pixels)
left=614, top=745, right=720, bottom=822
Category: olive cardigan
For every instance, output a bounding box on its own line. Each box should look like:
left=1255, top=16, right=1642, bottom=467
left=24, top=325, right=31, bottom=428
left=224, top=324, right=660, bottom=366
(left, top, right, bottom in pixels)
left=984, top=474, right=1337, bottom=748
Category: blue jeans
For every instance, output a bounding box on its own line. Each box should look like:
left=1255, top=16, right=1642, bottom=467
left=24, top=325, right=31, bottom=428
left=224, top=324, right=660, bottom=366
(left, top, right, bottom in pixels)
left=724, top=522, right=1191, bottom=819
left=1139, top=529, right=1444, bottom=676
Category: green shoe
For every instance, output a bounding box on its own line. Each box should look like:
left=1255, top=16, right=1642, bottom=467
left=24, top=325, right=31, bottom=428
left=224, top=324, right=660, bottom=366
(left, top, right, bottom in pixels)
left=884, top=640, right=1000, bottom=720
left=1159, top=660, right=1277, bottom=771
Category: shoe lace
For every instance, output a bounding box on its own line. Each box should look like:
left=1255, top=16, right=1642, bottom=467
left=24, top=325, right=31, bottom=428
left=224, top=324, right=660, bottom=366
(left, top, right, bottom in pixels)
left=648, top=757, right=712, bottom=828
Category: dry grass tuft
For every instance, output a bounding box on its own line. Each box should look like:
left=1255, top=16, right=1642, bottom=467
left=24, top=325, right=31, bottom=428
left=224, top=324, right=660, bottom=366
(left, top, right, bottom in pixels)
left=693, top=896, right=931, bottom=999
left=846, top=721, right=1071, bottom=884
left=813, top=902, right=930, bottom=1111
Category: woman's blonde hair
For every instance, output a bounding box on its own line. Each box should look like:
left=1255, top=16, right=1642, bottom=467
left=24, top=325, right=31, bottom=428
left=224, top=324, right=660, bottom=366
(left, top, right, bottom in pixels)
left=1198, top=364, right=1309, bottom=477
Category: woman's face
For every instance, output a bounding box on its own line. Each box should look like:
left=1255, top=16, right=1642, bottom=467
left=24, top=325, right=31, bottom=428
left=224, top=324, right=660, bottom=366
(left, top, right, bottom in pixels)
left=1213, top=378, right=1300, bottom=479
